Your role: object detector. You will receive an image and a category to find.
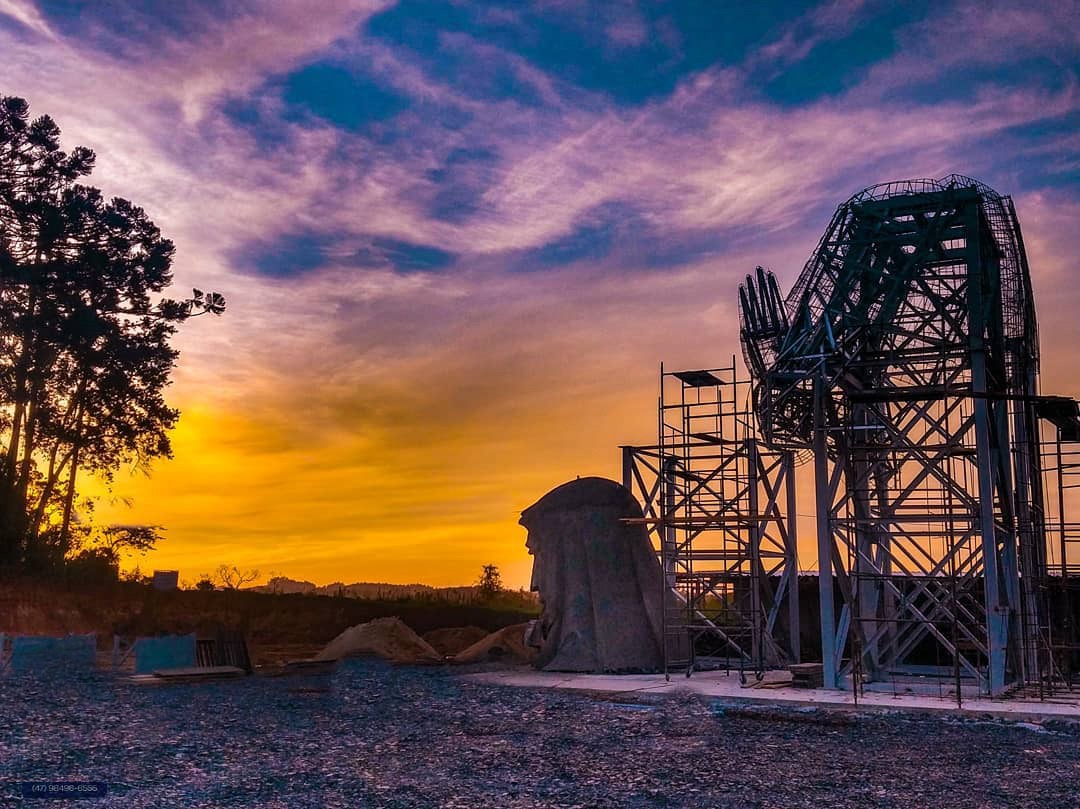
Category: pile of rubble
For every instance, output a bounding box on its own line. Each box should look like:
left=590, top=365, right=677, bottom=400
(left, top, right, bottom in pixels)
left=315, top=617, right=537, bottom=666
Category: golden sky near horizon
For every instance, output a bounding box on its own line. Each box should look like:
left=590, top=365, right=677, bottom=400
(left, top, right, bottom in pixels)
left=88, top=190, right=1079, bottom=589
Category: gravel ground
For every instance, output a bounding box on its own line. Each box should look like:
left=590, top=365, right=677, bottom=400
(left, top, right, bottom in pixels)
left=1, top=659, right=1079, bottom=808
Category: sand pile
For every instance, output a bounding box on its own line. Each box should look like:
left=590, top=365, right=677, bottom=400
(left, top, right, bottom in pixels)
left=422, top=626, right=490, bottom=657
left=315, top=617, right=441, bottom=664
left=453, top=622, right=538, bottom=665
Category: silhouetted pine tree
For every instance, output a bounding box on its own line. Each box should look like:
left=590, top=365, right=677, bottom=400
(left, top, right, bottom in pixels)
left=0, top=94, right=224, bottom=569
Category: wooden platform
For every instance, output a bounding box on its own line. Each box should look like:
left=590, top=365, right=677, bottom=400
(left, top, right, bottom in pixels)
left=129, top=665, right=248, bottom=684
left=255, top=658, right=339, bottom=678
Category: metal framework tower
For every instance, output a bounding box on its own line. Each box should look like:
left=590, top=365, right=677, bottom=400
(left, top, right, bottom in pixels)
left=1032, top=412, right=1080, bottom=693
left=622, top=359, right=800, bottom=677
left=619, top=174, right=1078, bottom=696
left=739, top=175, right=1047, bottom=694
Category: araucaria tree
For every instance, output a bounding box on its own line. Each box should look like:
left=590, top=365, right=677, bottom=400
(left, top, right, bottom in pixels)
left=0, top=95, right=224, bottom=569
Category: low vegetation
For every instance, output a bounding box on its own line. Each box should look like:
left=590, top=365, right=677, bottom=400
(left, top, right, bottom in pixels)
left=0, top=574, right=538, bottom=664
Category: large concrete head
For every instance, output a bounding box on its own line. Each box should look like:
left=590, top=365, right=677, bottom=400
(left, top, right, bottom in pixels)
left=520, top=476, right=666, bottom=672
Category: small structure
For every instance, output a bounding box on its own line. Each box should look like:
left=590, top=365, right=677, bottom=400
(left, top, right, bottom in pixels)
left=151, top=570, right=179, bottom=591
left=198, top=628, right=253, bottom=672
left=118, top=628, right=253, bottom=682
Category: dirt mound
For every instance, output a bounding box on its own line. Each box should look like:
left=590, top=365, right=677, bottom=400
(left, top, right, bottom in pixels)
left=315, top=617, right=441, bottom=664
left=453, top=622, right=538, bottom=665
left=422, top=626, right=490, bottom=656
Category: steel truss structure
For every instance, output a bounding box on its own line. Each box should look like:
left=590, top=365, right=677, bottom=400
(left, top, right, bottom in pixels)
left=738, top=175, right=1071, bottom=695
left=621, top=359, right=800, bottom=677
left=1033, top=415, right=1080, bottom=693
left=621, top=176, right=1078, bottom=695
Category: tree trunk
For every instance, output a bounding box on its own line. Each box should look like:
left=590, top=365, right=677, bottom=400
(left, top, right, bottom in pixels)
left=0, top=287, right=38, bottom=563
left=58, top=442, right=81, bottom=556
left=29, top=445, right=75, bottom=539
left=4, top=288, right=37, bottom=478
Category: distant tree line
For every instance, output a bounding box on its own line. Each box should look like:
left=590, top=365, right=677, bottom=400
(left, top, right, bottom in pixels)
left=0, top=94, right=223, bottom=576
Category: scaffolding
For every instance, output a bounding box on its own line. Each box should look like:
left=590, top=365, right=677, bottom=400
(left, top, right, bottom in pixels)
left=621, top=358, right=799, bottom=678
left=738, top=175, right=1071, bottom=696
left=619, top=175, right=1078, bottom=698
left=1031, top=412, right=1080, bottom=695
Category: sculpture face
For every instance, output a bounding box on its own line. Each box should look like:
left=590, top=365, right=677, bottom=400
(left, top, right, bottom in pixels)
left=521, top=518, right=561, bottom=653
left=519, top=476, right=669, bottom=673
left=525, top=530, right=540, bottom=593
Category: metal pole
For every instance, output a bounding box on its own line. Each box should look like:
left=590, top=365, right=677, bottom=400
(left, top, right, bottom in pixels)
left=967, top=202, right=1010, bottom=696
left=786, top=453, right=801, bottom=663
left=814, top=376, right=839, bottom=689
left=748, top=436, right=763, bottom=671
left=1059, top=436, right=1068, bottom=578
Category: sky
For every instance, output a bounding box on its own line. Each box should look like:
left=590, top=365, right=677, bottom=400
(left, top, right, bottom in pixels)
left=0, top=0, right=1076, bottom=588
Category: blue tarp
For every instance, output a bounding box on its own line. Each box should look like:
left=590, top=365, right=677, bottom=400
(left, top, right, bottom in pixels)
left=10, top=634, right=97, bottom=674
left=134, top=634, right=196, bottom=674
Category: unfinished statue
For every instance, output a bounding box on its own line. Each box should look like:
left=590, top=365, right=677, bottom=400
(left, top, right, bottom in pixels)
left=521, top=476, right=669, bottom=672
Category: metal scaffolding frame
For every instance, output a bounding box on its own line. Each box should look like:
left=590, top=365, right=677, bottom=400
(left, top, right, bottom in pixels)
left=739, top=176, right=1058, bottom=695
left=618, top=175, right=1078, bottom=698
left=1030, top=416, right=1080, bottom=695
left=621, top=358, right=800, bottom=678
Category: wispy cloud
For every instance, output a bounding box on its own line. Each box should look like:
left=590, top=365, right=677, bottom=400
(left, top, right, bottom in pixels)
left=0, top=0, right=55, bottom=39
left=850, top=1, right=1079, bottom=101
left=1, top=0, right=1075, bottom=585
left=751, top=0, right=869, bottom=71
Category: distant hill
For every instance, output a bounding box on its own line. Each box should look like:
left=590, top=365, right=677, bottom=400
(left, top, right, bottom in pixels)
left=250, top=576, right=533, bottom=603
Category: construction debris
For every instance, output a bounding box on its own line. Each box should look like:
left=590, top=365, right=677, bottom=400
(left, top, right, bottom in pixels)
left=788, top=663, right=825, bottom=689
left=422, top=626, right=489, bottom=657
left=741, top=670, right=795, bottom=690
left=315, top=617, right=441, bottom=664
left=453, top=623, right=537, bottom=665
left=148, top=666, right=246, bottom=683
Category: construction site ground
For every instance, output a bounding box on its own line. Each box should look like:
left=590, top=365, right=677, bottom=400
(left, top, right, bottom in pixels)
left=3, top=658, right=1079, bottom=808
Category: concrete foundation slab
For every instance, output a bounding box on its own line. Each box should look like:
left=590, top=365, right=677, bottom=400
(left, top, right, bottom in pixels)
left=460, top=668, right=1080, bottom=723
